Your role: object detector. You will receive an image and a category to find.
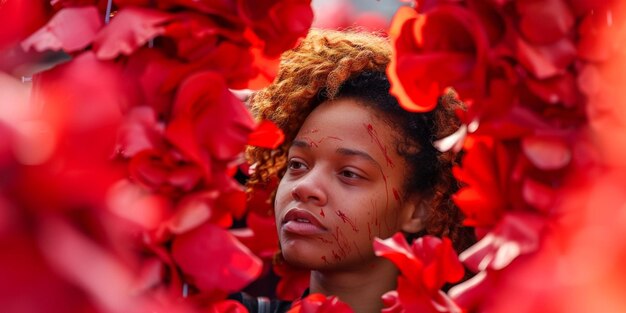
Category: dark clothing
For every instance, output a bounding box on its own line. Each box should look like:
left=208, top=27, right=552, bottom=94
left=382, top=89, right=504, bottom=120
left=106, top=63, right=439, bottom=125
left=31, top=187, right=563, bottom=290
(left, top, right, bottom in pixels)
left=230, top=289, right=309, bottom=313
left=229, top=292, right=293, bottom=313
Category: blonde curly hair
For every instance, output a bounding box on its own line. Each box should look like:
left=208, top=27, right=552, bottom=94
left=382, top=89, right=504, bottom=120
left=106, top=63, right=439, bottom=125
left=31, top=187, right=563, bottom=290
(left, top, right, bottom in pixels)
left=246, top=28, right=473, bottom=252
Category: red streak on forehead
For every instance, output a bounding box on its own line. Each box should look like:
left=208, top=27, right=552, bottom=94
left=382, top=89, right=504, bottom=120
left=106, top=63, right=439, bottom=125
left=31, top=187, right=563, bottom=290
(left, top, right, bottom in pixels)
left=364, top=123, right=394, bottom=168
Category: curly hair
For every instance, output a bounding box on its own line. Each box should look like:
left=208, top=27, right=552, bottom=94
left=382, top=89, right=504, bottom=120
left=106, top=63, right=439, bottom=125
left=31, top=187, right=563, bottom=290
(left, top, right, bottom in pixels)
left=246, top=29, right=474, bottom=253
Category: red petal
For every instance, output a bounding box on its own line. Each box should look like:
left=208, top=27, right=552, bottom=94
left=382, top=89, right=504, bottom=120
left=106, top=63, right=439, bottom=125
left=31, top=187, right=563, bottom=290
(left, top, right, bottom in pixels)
left=171, top=223, right=262, bottom=293
left=22, top=6, right=102, bottom=53
left=93, top=7, right=173, bottom=59
left=374, top=233, right=423, bottom=283
left=166, top=71, right=255, bottom=165
left=248, top=120, right=285, bottom=149
left=521, top=135, right=571, bottom=170
left=459, top=212, right=547, bottom=272
left=517, top=0, right=574, bottom=44
left=515, top=35, right=576, bottom=79
left=106, top=179, right=170, bottom=229
left=114, top=106, right=165, bottom=158
left=413, top=236, right=464, bottom=291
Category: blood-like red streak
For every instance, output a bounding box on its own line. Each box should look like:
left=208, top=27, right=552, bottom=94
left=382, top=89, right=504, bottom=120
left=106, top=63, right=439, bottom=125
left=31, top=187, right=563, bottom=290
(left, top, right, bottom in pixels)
left=336, top=210, right=358, bottom=232
left=365, top=123, right=394, bottom=168
left=392, top=188, right=400, bottom=202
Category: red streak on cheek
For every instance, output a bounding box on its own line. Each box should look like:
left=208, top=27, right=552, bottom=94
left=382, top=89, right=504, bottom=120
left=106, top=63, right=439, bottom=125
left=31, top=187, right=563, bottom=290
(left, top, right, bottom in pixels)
left=393, top=188, right=400, bottom=202
left=336, top=210, right=358, bottom=232
left=320, top=208, right=325, bottom=217
left=332, top=250, right=341, bottom=260
left=367, top=223, right=372, bottom=241
left=321, top=255, right=329, bottom=264
left=317, top=237, right=333, bottom=244
left=381, top=173, right=391, bottom=233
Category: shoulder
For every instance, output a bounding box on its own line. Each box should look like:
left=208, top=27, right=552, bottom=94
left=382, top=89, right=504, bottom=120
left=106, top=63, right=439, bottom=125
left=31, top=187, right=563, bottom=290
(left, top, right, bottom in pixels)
left=229, top=292, right=293, bottom=313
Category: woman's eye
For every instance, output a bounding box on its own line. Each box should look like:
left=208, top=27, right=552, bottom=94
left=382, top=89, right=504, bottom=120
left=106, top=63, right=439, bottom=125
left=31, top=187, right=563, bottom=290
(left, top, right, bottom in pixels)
left=288, top=159, right=307, bottom=170
left=340, top=170, right=361, bottom=179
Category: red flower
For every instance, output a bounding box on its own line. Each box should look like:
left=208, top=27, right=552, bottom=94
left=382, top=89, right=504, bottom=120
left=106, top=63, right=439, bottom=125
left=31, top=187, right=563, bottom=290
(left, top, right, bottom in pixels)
left=93, top=7, right=174, bottom=59
left=387, top=5, right=489, bottom=112
left=288, top=293, right=354, bottom=313
left=165, top=70, right=255, bottom=176
left=239, top=0, right=314, bottom=57
left=374, top=233, right=464, bottom=313
left=232, top=212, right=279, bottom=260
left=452, top=137, right=515, bottom=230
left=248, top=120, right=285, bottom=149
left=459, top=212, right=547, bottom=273
left=171, top=222, right=262, bottom=296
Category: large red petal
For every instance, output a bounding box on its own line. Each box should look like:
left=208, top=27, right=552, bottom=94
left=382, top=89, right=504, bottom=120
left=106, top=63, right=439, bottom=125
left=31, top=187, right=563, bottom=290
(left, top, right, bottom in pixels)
left=248, top=120, right=285, bottom=149
left=374, top=233, right=423, bottom=283
left=171, top=223, right=262, bottom=294
left=459, top=212, right=547, bottom=272
left=22, top=6, right=101, bottom=53
left=93, top=7, right=174, bottom=59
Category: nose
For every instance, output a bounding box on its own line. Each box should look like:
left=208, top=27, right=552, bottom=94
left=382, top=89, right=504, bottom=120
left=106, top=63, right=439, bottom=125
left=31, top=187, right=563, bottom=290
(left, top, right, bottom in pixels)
left=291, top=170, right=327, bottom=206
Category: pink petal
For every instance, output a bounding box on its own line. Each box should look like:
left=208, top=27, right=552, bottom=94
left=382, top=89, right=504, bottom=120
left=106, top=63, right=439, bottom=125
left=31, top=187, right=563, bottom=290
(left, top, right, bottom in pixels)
left=93, top=7, right=174, bottom=59
left=515, top=35, right=576, bottom=79
left=106, top=179, right=170, bottom=229
left=22, top=6, right=102, bottom=53
left=522, top=135, right=571, bottom=170
left=522, top=178, right=555, bottom=214
left=459, top=212, right=547, bottom=272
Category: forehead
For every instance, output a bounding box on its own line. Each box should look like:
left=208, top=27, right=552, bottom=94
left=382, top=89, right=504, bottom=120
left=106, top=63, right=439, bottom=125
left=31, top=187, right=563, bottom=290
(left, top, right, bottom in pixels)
left=295, top=98, right=403, bottom=165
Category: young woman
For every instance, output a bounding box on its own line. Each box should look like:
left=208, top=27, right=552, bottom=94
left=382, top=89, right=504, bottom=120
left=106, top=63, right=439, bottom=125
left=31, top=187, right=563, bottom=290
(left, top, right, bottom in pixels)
left=242, top=29, right=474, bottom=313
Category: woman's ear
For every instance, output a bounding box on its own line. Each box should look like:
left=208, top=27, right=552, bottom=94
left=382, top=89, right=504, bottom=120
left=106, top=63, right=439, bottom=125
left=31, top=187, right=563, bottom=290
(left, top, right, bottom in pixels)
left=400, top=196, right=427, bottom=234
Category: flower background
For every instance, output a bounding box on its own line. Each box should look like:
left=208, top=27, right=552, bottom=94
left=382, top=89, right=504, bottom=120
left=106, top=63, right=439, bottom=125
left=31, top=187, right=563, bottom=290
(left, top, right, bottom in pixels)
left=1, top=0, right=626, bottom=313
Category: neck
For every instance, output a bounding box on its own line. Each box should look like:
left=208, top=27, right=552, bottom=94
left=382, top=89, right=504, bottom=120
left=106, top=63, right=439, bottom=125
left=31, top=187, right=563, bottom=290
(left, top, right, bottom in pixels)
left=309, top=258, right=398, bottom=313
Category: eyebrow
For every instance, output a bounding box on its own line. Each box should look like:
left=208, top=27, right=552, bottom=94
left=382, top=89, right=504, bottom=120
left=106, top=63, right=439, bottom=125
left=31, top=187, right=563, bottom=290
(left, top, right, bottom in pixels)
left=291, top=139, right=382, bottom=169
left=336, top=147, right=382, bottom=169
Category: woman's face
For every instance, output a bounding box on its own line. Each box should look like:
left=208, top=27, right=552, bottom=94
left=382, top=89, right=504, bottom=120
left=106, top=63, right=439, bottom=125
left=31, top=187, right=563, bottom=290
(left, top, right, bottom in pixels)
left=274, top=98, right=418, bottom=271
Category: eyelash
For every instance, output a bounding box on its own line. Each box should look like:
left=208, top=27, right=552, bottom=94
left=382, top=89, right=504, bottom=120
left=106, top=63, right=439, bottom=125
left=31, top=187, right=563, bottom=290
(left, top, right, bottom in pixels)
left=287, top=159, right=308, bottom=171
left=286, top=158, right=365, bottom=181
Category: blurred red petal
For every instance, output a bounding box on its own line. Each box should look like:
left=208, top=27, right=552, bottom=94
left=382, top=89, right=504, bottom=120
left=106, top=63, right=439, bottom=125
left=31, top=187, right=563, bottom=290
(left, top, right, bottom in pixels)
left=459, top=212, right=546, bottom=272
left=515, top=35, right=576, bottom=79
left=166, top=71, right=255, bottom=166
left=521, top=135, right=571, bottom=170
left=288, top=293, right=354, bottom=313
left=106, top=179, right=170, bottom=229
left=22, top=6, right=102, bottom=53
left=93, top=7, right=173, bottom=59
left=248, top=120, right=284, bottom=149
left=206, top=299, right=249, bottom=313
left=522, top=178, right=555, bottom=214
left=171, top=223, right=262, bottom=294
left=114, top=106, right=165, bottom=158
left=232, top=212, right=278, bottom=259
left=239, top=0, right=313, bottom=57
left=38, top=219, right=137, bottom=312
left=516, top=0, right=574, bottom=45
left=273, top=257, right=310, bottom=301
left=165, top=192, right=217, bottom=234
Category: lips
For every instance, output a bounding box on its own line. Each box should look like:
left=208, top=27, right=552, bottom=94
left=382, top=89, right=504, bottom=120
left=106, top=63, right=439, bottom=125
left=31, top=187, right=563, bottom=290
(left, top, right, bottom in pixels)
left=281, top=208, right=327, bottom=235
